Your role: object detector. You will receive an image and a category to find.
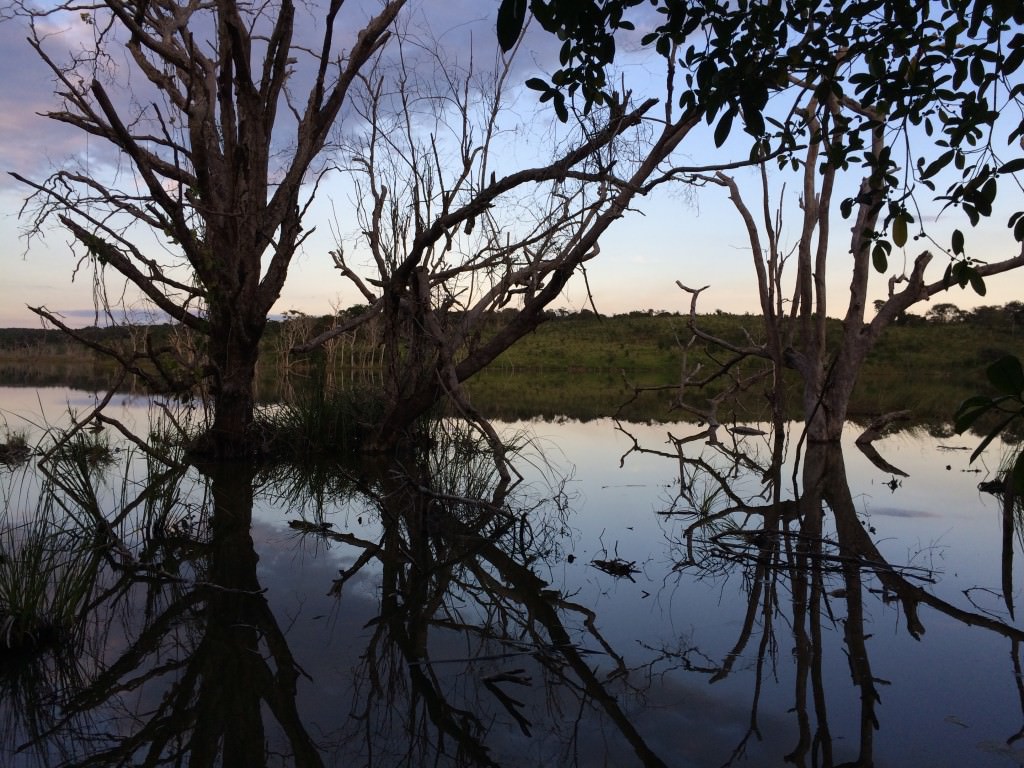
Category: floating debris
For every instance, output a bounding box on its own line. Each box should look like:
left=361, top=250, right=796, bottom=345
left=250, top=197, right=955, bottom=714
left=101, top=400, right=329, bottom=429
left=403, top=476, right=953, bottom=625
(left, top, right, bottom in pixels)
left=978, top=478, right=1006, bottom=494
left=730, top=425, right=767, bottom=436
left=591, top=557, right=639, bottom=580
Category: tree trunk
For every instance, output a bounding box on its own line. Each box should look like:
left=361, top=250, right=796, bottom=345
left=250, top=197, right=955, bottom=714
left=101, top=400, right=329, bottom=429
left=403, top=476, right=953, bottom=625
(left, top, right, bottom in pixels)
left=367, top=303, right=442, bottom=453
left=191, top=313, right=265, bottom=460
left=803, top=376, right=856, bottom=443
left=801, top=327, right=873, bottom=443
left=363, top=281, right=442, bottom=453
left=367, top=382, right=442, bottom=453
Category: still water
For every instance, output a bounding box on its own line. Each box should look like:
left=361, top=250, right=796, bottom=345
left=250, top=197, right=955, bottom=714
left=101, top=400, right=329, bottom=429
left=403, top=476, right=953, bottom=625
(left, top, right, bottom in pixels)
left=0, top=386, right=1021, bottom=767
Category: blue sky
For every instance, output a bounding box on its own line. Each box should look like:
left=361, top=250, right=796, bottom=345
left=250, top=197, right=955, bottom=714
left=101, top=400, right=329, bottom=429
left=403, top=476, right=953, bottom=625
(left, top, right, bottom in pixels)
left=1, top=1, right=1020, bottom=328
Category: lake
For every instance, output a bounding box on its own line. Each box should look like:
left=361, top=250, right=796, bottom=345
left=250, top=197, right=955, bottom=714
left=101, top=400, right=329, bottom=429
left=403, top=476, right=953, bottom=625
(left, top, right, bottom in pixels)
left=0, top=385, right=1022, bottom=767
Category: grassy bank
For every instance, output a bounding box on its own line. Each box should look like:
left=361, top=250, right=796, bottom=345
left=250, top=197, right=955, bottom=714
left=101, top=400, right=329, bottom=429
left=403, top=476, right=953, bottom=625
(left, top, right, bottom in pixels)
left=2, top=313, right=1021, bottom=426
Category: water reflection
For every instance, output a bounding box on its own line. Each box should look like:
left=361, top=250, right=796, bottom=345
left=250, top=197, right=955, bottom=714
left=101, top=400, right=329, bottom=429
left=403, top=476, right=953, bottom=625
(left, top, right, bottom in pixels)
left=2, top=399, right=1024, bottom=766
left=2, top=421, right=673, bottom=766
left=288, top=424, right=671, bottom=767
left=1, top=457, right=322, bottom=767
left=640, top=421, right=1024, bottom=767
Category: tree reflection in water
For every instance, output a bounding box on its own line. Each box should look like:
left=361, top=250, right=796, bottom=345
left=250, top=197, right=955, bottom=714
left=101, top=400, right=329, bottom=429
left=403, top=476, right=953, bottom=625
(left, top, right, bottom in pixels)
left=629, top=419, right=1024, bottom=767
left=2, top=417, right=1024, bottom=766
left=0, top=421, right=671, bottom=767
left=287, top=422, right=668, bottom=767
left=1, top=451, right=322, bottom=767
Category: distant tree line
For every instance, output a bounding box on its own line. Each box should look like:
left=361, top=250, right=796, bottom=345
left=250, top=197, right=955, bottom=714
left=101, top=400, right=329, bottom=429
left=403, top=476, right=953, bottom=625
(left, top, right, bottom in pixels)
left=922, top=301, right=1024, bottom=328
left=4, top=302, right=1022, bottom=355
left=0, top=325, right=140, bottom=353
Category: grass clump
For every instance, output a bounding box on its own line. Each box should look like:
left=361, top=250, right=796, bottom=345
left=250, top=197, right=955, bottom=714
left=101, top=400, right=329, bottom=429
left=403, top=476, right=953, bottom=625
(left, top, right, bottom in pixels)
left=255, top=385, right=385, bottom=459
left=0, top=502, right=99, bottom=661
left=49, top=429, right=117, bottom=470
left=0, top=433, right=30, bottom=468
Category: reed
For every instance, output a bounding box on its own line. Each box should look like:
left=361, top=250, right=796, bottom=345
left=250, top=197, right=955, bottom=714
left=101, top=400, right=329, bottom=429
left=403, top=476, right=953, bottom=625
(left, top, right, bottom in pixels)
left=253, top=383, right=386, bottom=459
left=0, top=486, right=101, bottom=659
left=0, top=430, right=30, bottom=467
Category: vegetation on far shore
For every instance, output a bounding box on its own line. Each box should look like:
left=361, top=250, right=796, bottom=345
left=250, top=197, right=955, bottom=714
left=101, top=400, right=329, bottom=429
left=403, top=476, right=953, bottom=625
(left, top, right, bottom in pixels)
left=1, top=303, right=1021, bottom=429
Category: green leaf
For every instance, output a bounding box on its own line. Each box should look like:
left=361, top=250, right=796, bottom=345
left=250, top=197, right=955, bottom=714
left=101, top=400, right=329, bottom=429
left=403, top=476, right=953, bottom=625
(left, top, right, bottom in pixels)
left=1006, top=44, right=1024, bottom=77
left=743, top=106, right=765, bottom=137
left=981, top=176, right=998, bottom=207
left=951, top=260, right=969, bottom=288
left=1000, top=158, right=1024, bottom=174
left=714, top=108, right=735, bottom=148
left=554, top=93, right=568, bottom=123
left=872, top=243, right=888, bottom=272
left=952, top=228, right=965, bottom=255
left=497, top=0, right=527, bottom=52
left=921, top=149, right=955, bottom=180
left=955, top=395, right=997, bottom=432
left=970, top=55, right=985, bottom=86
left=986, top=355, right=1024, bottom=396
left=968, top=268, right=986, bottom=296
left=893, top=214, right=908, bottom=247
left=970, top=413, right=1017, bottom=463
left=524, top=77, right=548, bottom=92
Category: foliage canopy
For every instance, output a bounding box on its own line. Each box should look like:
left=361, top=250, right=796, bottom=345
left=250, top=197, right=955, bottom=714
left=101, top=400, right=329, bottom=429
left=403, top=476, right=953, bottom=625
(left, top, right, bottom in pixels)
left=501, top=0, right=1024, bottom=282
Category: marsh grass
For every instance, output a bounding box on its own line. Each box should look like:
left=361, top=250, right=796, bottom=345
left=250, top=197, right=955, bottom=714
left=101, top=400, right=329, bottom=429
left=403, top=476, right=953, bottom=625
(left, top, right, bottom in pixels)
left=0, top=429, right=202, bottom=760
left=254, top=383, right=386, bottom=459
left=0, top=485, right=101, bottom=660
left=270, top=417, right=523, bottom=525
left=427, top=419, right=513, bottom=501
left=257, top=456, right=360, bottom=525
left=994, top=449, right=1024, bottom=519
left=49, top=430, right=116, bottom=472
left=0, top=431, right=30, bottom=468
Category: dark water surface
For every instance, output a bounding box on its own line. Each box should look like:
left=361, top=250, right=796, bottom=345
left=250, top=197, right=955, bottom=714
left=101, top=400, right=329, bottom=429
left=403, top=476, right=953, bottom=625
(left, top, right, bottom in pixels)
left=0, top=386, right=1022, bottom=767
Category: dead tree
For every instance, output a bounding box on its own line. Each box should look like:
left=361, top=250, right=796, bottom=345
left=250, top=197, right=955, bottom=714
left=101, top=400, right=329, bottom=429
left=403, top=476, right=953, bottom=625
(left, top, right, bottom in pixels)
left=688, top=85, right=1024, bottom=442
left=9, top=0, right=407, bottom=458
left=294, top=36, right=709, bottom=453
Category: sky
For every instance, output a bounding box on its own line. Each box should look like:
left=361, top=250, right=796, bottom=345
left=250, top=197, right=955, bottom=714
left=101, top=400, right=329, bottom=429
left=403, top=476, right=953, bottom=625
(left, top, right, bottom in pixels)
left=0, top=1, right=1021, bottom=329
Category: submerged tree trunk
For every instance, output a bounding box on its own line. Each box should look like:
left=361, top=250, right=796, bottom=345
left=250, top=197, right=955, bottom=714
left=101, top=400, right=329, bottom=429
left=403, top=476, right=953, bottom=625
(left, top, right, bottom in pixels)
left=193, top=466, right=324, bottom=764
left=15, top=0, right=406, bottom=464
left=191, top=311, right=267, bottom=460
left=801, top=352, right=863, bottom=443
left=795, top=324, right=878, bottom=443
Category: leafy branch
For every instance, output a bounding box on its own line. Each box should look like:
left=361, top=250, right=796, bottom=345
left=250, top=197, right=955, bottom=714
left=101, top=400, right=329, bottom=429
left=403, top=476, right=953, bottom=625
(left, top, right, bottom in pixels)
left=955, top=355, right=1024, bottom=490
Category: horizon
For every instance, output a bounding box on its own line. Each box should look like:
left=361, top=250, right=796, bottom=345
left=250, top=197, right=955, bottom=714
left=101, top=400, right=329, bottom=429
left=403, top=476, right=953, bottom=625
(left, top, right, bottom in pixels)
left=1, top=298, right=1020, bottom=332
left=2, top=3, right=1022, bottom=330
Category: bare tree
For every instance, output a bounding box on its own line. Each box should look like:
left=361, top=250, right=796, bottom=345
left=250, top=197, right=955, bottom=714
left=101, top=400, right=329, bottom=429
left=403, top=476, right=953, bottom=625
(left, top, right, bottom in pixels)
left=9, top=0, right=406, bottom=458
left=295, top=36, right=707, bottom=453
left=684, top=82, right=1024, bottom=441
